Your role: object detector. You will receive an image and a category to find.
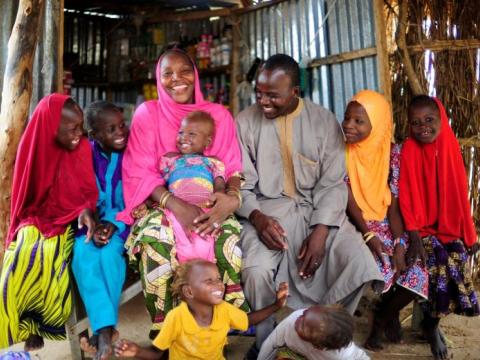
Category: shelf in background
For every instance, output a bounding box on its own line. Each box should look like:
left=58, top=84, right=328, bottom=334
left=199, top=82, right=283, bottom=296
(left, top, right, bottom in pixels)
left=72, top=78, right=156, bottom=89
left=198, top=65, right=231, bottom=77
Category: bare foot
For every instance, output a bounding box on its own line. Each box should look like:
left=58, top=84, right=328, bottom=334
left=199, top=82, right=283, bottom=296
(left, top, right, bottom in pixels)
left=429, top=327, right=449, bottom=360
left=80, top=335, right=98, bottom=354
left=24, top=334, right=44, bottom=351
left=95, top=327, right=114, bottom=360
left=364, top=330, right=384, bottom=351
left=364, top=309, right=384, bottom=351
left=384, top=314, right=404, bottom=343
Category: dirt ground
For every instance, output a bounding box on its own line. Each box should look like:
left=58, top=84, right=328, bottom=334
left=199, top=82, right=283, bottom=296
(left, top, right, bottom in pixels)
left=4, top=287, right=480, bottom=360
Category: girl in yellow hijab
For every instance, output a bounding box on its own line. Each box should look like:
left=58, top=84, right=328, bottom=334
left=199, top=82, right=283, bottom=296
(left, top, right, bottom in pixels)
left=343, top=90, right=428, bottom=350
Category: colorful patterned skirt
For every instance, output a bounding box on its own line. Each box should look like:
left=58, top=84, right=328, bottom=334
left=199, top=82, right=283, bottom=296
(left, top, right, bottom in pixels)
left=366, top=218, right=428, bottom=298
left=0, top=225, right=74, bottom=348
left=125, top=208, right=249, bottom=333
left=423, top=236, right=479, bottom=317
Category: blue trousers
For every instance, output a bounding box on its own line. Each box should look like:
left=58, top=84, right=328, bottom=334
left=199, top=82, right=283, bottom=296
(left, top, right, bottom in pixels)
left=72, top=234, right=126, bottom=333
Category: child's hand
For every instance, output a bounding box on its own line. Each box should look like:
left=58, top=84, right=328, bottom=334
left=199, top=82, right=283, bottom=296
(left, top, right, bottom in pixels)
left=114, top=339, right=139, bottom=357
left=78, top=209, right=96, bottom=241
left=275, top=282, right=289, bottom=309
left=406, top=231, right=426, bottom=266
left=468, top=242, right=479, bottom=256
left=93, top=222, right=116, bottom=247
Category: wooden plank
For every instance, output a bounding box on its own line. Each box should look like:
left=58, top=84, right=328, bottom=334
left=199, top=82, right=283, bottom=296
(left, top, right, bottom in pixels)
left=0, top=0, right=45, bottom=259
left=68, top=280, right=143, bottom=336
left=235, top=0, right=290, bottom=14
left=146, top=8, right=232, bottom=23
left=308, top=47, right=377, bottom=68
left=373, top=0, right=391, bottom=102
left=408, top=39, right=480, bottom=52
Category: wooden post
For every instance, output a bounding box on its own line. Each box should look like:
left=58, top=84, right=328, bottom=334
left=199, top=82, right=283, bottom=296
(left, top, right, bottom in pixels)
left=395, top=0, right=424, bottom=95
left=373, top=0, right=391, bottom=102
left=43, top=0, right=63, bottom=93
left=57, top=0, right=64, bottom=92
left=0, top=0, right=45, bottom=258
left=31, top=0, right=63, bottom=107
left=0, top=1, right=19, bottom=108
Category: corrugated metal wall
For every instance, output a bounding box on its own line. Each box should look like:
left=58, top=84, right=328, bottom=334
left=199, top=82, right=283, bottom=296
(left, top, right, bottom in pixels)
left=239, top=0, right=379, bottom=118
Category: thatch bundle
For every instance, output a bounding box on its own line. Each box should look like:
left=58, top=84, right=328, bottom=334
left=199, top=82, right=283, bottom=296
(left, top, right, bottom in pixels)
left=386, top=0, right=480, bottom=278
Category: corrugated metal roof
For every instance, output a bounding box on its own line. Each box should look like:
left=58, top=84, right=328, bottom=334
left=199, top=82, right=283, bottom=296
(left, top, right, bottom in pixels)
left=65, top=0, right=240, bottom=13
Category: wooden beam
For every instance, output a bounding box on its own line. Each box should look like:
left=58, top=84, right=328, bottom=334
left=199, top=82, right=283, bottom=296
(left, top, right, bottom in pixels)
left=458, top=137, right=480, bottom=148
left=0, top=0, right=45, bottom=258
left=146, top=8, right=232, bottom=23
left=235, top=0, right=289, bottom=14
left=308, top=47, right=377, bottom=68
left=408, top=39, right=480, bottom=53
left=373, top=0, right=391, bottom=102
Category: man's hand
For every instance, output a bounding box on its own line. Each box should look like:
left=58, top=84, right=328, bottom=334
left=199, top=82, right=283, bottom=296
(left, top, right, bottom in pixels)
left=250, top=210, right=288, bottom=251
left=298, top=224, right=328, bottom=279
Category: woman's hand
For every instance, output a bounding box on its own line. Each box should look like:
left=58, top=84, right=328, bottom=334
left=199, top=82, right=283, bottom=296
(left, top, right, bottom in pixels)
left=168, top=197, right=204, bottom=236
left=78, top=209, right=96, bottom=241
left=193, top=192, right=240, bottom=237
left=367, top=236, right=388, bottom=266
left=392, top=243, right=407, bottom=280
left=405, top=231, right=426, bottom=266
left=249, top=210, right=288, bottom=251
left=298, top=225, right=328, bottom=279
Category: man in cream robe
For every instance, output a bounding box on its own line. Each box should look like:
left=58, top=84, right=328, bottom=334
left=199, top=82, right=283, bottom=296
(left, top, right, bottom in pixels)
left=236, top=54, right=382, bottom=351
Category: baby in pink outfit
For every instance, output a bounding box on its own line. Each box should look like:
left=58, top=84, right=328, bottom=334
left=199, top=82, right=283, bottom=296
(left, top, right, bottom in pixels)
left=159, top=111, right=226, bottom=263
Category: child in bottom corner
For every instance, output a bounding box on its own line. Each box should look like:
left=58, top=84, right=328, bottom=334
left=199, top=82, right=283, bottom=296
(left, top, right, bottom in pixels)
left=399, top=95, right=479, bottom=360
left=72, top=101, right=130, bottom=360
left=115, top=259, right=289, bottom=359
left=258, top=305, right=369, bottom=360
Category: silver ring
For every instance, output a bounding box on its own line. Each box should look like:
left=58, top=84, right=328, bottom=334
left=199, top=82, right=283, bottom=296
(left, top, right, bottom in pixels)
left=212, top=222, right=220, bottom=229
left=314, top=262, right=319, bottom=266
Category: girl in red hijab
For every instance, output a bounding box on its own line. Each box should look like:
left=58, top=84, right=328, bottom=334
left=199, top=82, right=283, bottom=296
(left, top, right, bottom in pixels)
left=0, top=94, right=97, bottom=351
left=399, top=95, right=479, bottom=360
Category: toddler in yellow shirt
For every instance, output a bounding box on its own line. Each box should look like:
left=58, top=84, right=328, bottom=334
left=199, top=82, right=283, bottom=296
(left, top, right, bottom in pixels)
left=114, top=259, right=289, bottom=359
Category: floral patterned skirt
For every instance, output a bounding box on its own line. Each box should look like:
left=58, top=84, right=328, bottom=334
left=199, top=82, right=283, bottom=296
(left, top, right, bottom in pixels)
left=422, top=236, right=479, bottom=317
left=367, top=218, right=429, bottom=298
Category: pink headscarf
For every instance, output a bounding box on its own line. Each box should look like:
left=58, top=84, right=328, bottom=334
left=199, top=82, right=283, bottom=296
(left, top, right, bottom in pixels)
left=118, top=50, right=242, bottom=224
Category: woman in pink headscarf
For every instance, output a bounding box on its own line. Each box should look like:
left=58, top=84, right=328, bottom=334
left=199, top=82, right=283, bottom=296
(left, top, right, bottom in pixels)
left=118, top=47, right=249, bottom=337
